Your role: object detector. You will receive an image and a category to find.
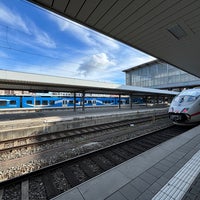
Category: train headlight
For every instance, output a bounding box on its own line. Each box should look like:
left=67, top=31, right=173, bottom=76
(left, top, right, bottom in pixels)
left=181, top=108, right=189, bottom=113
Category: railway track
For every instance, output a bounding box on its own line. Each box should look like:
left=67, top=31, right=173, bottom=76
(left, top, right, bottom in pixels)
left=0, top=125, right=192, bottom=200
left=0, top=114, right=167, bottom=161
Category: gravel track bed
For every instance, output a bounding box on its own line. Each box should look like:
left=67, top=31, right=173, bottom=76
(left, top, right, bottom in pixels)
left=0, top=124, right=192, bottom=200
left=0, top=118, right=172, bottom=182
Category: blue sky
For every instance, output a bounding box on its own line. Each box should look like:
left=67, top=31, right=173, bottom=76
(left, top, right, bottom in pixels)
left=0, top=0, right=155, bottom=84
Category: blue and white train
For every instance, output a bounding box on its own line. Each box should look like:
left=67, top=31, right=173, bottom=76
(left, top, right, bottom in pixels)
left=0, top=95, right=131, bottom=109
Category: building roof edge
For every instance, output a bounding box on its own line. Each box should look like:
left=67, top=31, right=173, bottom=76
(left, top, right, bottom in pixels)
left=122, top=59, right=159, bottom=72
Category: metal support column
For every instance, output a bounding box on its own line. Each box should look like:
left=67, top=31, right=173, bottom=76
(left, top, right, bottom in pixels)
left=130, top=94, right=133, bottom=109
left=162, top=96, right=165, bottom=105
left=73, top=92, right=76, bottom=112
left=118, top=94, right=121, bottom=109
left=145, top=96, right=148, bottom=107
left=157, top=95, right=159, bottom=104
left=34, top=94, right=36, bottom=108
left=82, top=91, right=85, bottom=111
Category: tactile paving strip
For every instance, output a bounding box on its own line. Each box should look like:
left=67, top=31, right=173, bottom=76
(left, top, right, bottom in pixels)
left=152, top=150, right=200, bottom=200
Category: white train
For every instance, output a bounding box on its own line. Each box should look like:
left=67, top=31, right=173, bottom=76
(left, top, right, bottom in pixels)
left=168, top=88, right=200, bottom=125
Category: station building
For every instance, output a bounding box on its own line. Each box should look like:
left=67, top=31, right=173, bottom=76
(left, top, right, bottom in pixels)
left=123, top=60, right=200, bottom=91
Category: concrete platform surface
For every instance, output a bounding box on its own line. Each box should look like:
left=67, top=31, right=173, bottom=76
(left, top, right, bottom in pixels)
left=51, top=125, right=200, bottom=200
left=0, top=106, right=166, bottom=122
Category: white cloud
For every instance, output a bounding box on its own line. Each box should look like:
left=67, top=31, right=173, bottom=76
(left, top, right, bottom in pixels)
left=78, top=53, right=115, bottom=76
left=51, top=17, right=96, bottom=46
left=50, top=16, right=119, bottom=51
left=93, top=33, right=119, bottom=50
left=29, top=22, right=56, bottom=48
left=0, top=3, right=30, bottom=34
left=0, top=48, right=154, bottom=84
left=0, top=3, right=56, bottom=48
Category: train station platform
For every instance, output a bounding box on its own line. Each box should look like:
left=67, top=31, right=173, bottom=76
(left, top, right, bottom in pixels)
left=0, top=105, right=166, bottom=121
left=52, top=124, right=200, bottom=200
left=0, top=106, right=167, bottom=137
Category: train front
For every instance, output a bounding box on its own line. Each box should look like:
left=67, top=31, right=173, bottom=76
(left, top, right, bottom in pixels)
left=168, top=89, right=200, bottom=125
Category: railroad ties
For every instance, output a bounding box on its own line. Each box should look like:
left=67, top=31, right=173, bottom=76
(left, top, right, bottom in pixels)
left=0, top=125, right=193, bottom=199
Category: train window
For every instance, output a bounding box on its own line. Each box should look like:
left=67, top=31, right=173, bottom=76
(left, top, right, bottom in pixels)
left=35, top=100, right=40, bottom=105
left=76, top=100, right=78, bottom=103
left=27, top=100, right=32, bottom=104
left=174, top=95, right=197, bottom=105
left=69, top=100, right=74, bottom=104
left=88, top=100, right=92, bottom=104
left=0, top=101, right=7, bottom=106
left=10, top=100, right=16, bottom=105
left=187, top=96, right=197, bottom=102
left=50, top=100, right=55, bottom=105
left=42, top=100, right=48, bottom=105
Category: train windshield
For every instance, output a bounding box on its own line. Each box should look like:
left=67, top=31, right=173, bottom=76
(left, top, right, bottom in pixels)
left=173, top=95, right=199, bottom=105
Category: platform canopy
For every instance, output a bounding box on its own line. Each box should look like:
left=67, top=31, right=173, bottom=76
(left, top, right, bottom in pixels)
left=27, top=0, right=200, bottom=78
left=0, top=70, right=178, bottom=96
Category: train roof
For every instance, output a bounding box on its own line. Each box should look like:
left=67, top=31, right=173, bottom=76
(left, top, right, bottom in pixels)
left=179, top=88, right=200, bottom=97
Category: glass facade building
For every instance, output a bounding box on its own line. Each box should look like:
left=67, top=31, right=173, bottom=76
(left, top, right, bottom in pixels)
left=123, top=60, right=200, bottom=89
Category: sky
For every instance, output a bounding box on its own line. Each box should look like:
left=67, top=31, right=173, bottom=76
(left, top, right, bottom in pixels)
left=0, top=0, right=155, bottom=84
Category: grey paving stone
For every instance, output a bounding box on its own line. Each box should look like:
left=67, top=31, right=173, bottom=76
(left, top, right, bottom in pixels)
left=140, top=146, right=170, bottom=163
left=186, top=137, right=200, bottom=146
left=105, top=191, right=127, bottom=200
left=146, top=167, right=164, bottom=178
left=194, top=143, right=200, bottom=149
left=159, top=158, right=175, bottom=168
left=169, top=150, right=187, bottom=160
left=147, top=182, right=163, bottom=195
left=130, top=177, right=150, bottom=193
left=139, top=172, right=157, bottom=185
left=78, top=169, right=130, bottom=200
left=155, top=176, right=169, bottom=186
left=116, top=156, right=150, bottom=180
left=178, top=145, right=193, bottom=153
left=173, top=157, right=188, bottom=168
left=137, top=190, right=155, bottom=200
left=52, top=188, right=84, bottom=200
left=182, top=193, right=198, bottom=200
left=188, top=187, right=200, bottom=195
left=157, top=134, right=187, bottom=152
left=163, top=168, right=177, bottom=179
left=165, top=153, right=180, bottom=163
left=167, top=165, right=182, bottom=174
left=181, top=153, right=195, bottom=162
left=154, top=162, right=170, bottom=172
left=119, top=183, right=141, bottom=200
left=184, top=149, right=199, bottom=161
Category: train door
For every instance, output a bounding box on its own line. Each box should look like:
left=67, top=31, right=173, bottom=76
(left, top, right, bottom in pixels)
left=62, top=99, right=68, bottom=107
left=92, top=100, right=96, bottom=106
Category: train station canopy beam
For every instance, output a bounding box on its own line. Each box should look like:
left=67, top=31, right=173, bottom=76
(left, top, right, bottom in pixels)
left=0, top=70, right=178, bottom=96
left=27, top=0, right=200, bottom=78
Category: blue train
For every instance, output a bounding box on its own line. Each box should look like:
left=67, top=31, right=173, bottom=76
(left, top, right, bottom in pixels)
left=0, top=95, right=131, bottom=109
